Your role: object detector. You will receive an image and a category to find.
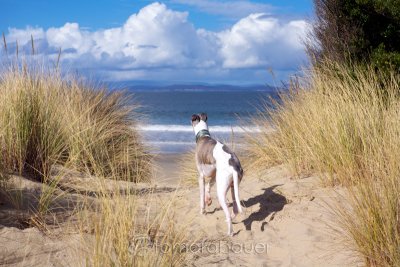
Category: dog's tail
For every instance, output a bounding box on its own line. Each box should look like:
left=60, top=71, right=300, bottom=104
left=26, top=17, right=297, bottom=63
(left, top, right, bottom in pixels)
left=233, top=169, right=243, bottom=213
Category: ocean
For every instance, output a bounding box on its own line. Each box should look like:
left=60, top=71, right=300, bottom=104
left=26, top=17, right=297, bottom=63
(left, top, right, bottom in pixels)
left=130, top=89, right=278, bottom=153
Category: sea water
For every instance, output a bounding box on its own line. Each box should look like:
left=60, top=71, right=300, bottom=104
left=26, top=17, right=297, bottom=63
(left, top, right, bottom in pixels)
left=130, top=89, right=278, bottom=153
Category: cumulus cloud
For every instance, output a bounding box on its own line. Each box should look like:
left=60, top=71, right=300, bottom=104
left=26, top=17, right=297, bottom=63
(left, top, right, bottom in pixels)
left=2, top=2, right=309, bottom=83
left=6, top=26, right=45, bottom=45
left=219, top=14, right=308, bottom=68
left=46, top=23, right=92, bottom=54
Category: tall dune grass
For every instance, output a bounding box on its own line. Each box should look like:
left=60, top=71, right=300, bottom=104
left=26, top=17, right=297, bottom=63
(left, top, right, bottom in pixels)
left=0, top=63, right=151, bottom=182
left=78, top=186, right=188, bottom=266
left=0, top=62, right=190, bottom=265
left=247, top=62, right=400, bottom=266
left=178, top=148, right=198, bottom=186
left=0, top=58, right=189, bottom=265
left=247, top=62, right=400, bottom=185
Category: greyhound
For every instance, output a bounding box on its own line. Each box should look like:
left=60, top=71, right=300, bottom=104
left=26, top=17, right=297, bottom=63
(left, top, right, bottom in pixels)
left=191, top=113, right=243, bottom=236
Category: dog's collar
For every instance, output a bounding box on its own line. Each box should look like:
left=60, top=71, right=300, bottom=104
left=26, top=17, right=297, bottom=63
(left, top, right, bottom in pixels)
left=196, top=129, right=211, bottom=143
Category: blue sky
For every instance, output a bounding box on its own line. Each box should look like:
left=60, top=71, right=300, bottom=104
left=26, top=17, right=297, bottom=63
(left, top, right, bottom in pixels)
left=1, top=0, right=313, bottom=85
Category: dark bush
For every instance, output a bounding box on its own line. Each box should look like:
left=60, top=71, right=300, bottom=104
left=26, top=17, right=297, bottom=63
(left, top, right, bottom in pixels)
left=308, top=0, right=400, bottom=72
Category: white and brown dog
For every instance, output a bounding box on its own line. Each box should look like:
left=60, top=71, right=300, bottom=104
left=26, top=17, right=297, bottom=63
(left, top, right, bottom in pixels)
left=191, top=113, right=243, bottom=236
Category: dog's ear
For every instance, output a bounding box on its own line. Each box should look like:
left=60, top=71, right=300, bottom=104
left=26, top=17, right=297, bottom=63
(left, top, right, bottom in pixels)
left=191, top=114, right=200, bottom=123
left=200, top=113, right=208, bottom=122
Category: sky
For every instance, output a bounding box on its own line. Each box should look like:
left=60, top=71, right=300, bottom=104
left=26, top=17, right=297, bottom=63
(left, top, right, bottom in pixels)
left=1, top=0, right=313, bottom=85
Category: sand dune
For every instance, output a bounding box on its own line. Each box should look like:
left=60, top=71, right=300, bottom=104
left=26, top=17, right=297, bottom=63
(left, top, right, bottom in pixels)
left=152, top=155, right=361, bottom=266
left=0, top=155, right=360, bottom=266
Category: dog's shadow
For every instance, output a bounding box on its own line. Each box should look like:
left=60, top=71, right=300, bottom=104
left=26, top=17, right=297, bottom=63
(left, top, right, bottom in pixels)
left=241, top=185, right=287, bottom=231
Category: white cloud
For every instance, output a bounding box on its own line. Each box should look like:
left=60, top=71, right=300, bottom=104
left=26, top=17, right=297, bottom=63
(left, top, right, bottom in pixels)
left=219, top=14, right=309, bottom=68
left=6, top=26, right=45, bottom=45
left=46, top=23, right=92, bottom=54
left=119, top=2, right=201, bottom=67
left=2, top=2, right=309, bottom=83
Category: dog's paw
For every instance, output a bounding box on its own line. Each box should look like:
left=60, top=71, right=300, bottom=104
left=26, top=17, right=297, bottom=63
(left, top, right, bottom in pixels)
left=231, top=212, right=237, bottom=219
left=205, top=195, right=212, bottom=206
left=200, top=208, right=206, bottom=215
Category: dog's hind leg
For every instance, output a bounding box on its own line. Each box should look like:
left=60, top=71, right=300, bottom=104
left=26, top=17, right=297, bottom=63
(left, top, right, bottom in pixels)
left=232, top=169, right=243, bottom=214
left=231, top=186, right=238, bottom=218
left=217, top=172, right=233, bottom=236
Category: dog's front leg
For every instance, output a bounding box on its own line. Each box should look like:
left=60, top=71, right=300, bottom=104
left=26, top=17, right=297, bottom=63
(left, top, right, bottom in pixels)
left=205, top=174, right=215, bottom=206
left=199, top=173, right=205, bottom=214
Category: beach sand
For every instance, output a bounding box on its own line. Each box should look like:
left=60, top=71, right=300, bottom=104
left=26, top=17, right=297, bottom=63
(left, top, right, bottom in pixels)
left=0, top=153, right=360, bottom=266
left=151, top=154, right=360, bottom=266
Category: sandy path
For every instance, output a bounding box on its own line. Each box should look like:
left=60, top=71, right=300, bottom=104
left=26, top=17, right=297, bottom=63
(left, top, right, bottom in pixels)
left=153, top=155, right=361, bottom=266
left=0, top=154, right=361, bottom=266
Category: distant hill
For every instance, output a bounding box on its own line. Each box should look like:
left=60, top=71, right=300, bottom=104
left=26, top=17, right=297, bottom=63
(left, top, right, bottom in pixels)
left=122, top=83, right=277, bottom=92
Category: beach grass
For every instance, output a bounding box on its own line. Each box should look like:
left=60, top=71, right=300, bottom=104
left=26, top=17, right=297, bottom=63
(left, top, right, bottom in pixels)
left=78, top=182, right=188, bottom=266
left=0, top=63, right=151, bottom=183
left=247, top=62, right=400, bottom=186
left=246, top=61, right=400, bottom=266
left=0, top=62, right=193, bottom=265
left=178, top=148, right=198, bottom=186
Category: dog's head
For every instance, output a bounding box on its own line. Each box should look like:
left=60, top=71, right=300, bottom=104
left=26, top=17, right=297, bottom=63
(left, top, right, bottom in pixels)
left=191, top=113, right=208, bottom=133
left=191, top=113, right=207, bottom=126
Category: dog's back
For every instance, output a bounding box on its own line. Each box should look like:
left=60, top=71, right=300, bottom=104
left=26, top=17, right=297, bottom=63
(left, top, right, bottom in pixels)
left=220, top=144, right=243, bottom=180
left=196, top=135, right=243, bottom=181
left=195, top=136, right=216, bottom=166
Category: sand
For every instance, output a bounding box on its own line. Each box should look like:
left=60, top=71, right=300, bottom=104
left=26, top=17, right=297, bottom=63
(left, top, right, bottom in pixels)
left=152, top=156, right=361, bottom=266
left=0, top=154, right=361, bottom=266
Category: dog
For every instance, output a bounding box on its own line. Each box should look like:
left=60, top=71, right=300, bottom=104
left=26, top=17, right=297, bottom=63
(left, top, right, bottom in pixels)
left=191, top=113, right=243, bottom=236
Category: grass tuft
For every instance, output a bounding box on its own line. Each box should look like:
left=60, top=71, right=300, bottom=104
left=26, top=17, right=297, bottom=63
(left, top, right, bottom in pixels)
left=246, top=61, right=400, bottom=266
left=0, top=59, right=187, bottom=266
left=0, top=63, right=151, bottom=182
left=247, top=62, right=400, bottom=185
